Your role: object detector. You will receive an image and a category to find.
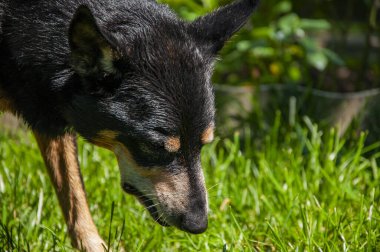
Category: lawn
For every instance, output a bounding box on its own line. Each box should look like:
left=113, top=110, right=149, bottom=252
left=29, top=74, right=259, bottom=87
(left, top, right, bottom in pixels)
left=0, top=116, right=379, bottom=251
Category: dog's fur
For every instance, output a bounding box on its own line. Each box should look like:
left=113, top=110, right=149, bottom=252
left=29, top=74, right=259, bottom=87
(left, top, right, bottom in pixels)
left=0, top=0, right=258, bottom=250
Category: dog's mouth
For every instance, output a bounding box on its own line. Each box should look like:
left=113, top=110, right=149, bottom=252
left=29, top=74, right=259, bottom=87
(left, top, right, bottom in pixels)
left=122, top=183, right=170, bottom=227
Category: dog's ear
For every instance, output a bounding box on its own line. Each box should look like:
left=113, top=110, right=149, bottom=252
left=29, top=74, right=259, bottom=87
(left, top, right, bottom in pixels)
left=190, top=0, right=259, bottom=54
left=68, top=5, right=119, bottom=77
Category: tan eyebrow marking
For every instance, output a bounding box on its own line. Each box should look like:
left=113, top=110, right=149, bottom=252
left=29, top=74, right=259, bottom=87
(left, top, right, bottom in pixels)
left=201, top=126, right=214, bottom=144
left=165, top=136, right=181, bottom=153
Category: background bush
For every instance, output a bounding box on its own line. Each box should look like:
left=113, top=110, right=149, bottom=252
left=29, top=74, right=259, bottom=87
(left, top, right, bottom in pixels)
left=162, top=0, right=380, bottom=91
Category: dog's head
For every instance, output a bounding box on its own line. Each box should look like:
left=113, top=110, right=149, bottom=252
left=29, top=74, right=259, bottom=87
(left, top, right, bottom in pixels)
left=65, top=0, right=258, bottom=234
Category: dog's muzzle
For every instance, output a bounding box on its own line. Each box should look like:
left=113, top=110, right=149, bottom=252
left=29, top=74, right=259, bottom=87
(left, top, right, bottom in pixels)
left=122, top=183, right=170, bottom=227
left=122, top=182, right=208, bottom=233
left=178, top=210, right=208, bottom=234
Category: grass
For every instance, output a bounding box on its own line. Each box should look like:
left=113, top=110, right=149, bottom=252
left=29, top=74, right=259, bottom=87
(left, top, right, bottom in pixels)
left=0, top=115, right=379, bottom=251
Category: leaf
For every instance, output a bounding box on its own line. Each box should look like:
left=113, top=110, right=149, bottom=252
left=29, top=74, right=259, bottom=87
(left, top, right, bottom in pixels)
left=278, top=13, right=300, bottom=36
left=270, top=62, right=283, bottom=76
left=274, top=1, right=292, bottom=15
left=307, top=51, right=328, bottom=71
left=252, top=26, right=275, bottom=39
left=300, top=38, right=320, bottom=51
left=300, top=19, right=331, bottom=30
left=288, top=63, right=302, bottom=81
left=236, top=40, right=253, bottom=52
left=323, top=48, right=345, bottom=66
left=201, top=0, right=218, bottom=9
left=251, top=47, right=275, bottom=58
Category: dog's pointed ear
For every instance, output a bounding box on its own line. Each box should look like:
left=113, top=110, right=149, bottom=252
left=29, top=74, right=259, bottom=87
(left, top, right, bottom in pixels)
left=189, top=0, right=259, bottom=54
left=68, top=5, right=119, bottom=77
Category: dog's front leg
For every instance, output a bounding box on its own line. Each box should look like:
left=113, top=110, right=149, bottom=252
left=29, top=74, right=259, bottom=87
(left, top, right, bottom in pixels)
left=34, top=132, right=106, bottom=252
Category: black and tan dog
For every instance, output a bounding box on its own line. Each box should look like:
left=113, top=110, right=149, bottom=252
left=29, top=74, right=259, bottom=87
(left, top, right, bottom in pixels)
left=0, top=0, right=258, bottom=250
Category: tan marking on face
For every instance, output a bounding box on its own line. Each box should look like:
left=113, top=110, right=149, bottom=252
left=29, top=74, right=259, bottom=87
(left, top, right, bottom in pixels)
left=115, top=144, right=160, bottom=177
left=114, top=144, right=208, bottom=224
left=91, top=130, right=119, bottom=150
left=153, top=171, right=190, bottom=212
left=165, top=136, right=181, bottom=153
left=115, top=144, right=188, bottom=196
left=131, top=164, right=164, bottom=178
left=0, top=90, right=15, bottom=113
left=151, top=168, right=208, bottom=219
left=151, top=172, right=189, bottom=193
left=201, top=126, right=214, bottom=144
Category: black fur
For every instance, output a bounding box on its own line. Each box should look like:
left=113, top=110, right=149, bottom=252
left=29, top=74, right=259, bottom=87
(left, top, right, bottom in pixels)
left=0, top=0, right=258, bottom=165
left=0, top=0, right=258, bottom=233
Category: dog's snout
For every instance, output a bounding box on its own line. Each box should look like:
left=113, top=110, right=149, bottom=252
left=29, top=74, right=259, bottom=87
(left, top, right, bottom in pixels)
left=178, top=192, right=208, bottom=234
left=180, top=211, right=208, bottom=234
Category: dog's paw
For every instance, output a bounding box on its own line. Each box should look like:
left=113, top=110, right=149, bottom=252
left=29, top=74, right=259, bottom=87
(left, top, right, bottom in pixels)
left=76, top=236, right=108, bottom=252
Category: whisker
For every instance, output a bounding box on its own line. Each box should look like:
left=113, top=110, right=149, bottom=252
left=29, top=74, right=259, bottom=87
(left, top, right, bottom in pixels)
left=146, top=203, right=160, bottom=210
left=156, top=212, right=165, bottom=223
left=207, top=183, right=220, bottom=192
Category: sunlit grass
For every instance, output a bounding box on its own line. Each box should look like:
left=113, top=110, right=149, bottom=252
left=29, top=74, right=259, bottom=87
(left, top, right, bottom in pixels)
left=0, top=116, right=379, bottom=251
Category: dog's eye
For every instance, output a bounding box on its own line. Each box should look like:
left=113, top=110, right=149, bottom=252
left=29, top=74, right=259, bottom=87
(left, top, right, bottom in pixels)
left=140, top=142, right=175, bottom=157
left=137, top=142, right=176, bottom=166
left=139, top=143, right=155, bottom=153
left=140, top=141, right=166, bottom=152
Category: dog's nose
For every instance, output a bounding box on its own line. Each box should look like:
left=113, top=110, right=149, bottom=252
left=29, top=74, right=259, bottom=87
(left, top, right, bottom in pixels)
left=180, top=212, right=208, bottom=234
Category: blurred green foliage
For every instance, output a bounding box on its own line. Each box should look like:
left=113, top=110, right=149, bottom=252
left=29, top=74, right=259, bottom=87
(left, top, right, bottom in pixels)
left=161, top=0, right=380, bottom=91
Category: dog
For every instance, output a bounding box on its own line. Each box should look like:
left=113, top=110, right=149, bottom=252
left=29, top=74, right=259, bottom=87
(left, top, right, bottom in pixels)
left=0, top=0, right=258, bottom=250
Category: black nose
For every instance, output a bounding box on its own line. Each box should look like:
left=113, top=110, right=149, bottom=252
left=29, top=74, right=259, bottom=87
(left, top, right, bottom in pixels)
left=180, top=212, right=208, bottom=234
